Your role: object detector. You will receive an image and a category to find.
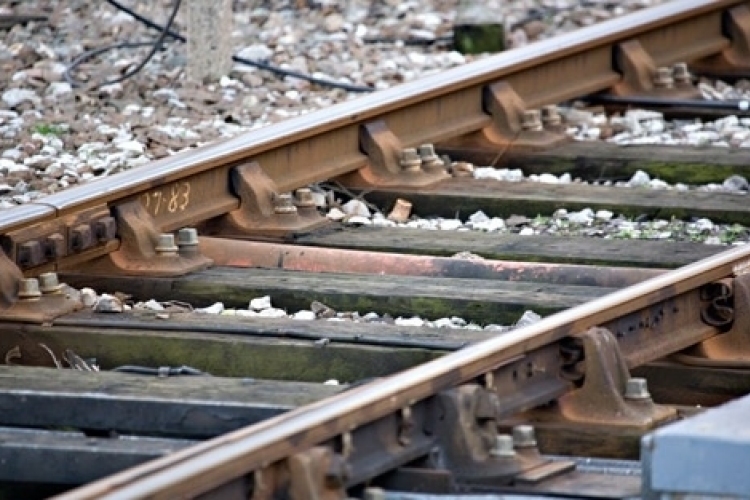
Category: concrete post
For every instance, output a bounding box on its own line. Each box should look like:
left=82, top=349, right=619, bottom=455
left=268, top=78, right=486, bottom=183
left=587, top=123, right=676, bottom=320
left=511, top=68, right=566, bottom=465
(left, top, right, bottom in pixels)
left=186, top=0, right=233, bottom=82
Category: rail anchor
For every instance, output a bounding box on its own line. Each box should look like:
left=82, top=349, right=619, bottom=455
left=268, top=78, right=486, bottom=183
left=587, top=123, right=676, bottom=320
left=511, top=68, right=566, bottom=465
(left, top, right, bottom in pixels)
left=508, top=327, right=676, bottom=459
left=211, top=162, right=330, bottom=240
left=251, top=447, right=348, bottom=500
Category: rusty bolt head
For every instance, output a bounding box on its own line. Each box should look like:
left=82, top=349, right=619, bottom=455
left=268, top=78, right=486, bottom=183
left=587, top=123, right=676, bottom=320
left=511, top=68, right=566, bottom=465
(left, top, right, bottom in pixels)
left=18, top=278, right=41, bottom=300
left=38, top=272, right=63, bottom=294
left=18, top=240, right=44, bottom=267
left=653, top=67, right=674, bottom=88
left=521, top=109, right=543, bottom=132
left=93, top=216, right=117, bottom=242
left=155, top=233, right=178, bottom=255
left=541, top=105, right=561, bottom=127
left=418, top=143, right=444, bottom=171
left=624, top=377, right=651, bottom=400
left=177, top=228, right=199, bottom=247
left=672, top=62, right=691, bottom=86
left=489, top=434, right=516, bottom=457
left=44, top=233, right=66, bottom=260
left=273, top=193, right=298, bottom=215
left=399, top=148, right=422, bottom=172
left=70, top=224, right=94, bottom=252
left=512, top=425, right=537, bottom=448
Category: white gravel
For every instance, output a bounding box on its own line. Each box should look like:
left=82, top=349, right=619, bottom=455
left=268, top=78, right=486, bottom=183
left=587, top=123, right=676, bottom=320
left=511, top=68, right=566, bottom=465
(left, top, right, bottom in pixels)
left=1, top=0, right=670, bottom=209
left=80, top=290, right=537, bottom=332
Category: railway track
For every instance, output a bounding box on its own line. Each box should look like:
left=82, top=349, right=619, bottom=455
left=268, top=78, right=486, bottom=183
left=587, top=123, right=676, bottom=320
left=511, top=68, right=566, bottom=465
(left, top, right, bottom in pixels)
left=3, top=0, right=750, bottom=497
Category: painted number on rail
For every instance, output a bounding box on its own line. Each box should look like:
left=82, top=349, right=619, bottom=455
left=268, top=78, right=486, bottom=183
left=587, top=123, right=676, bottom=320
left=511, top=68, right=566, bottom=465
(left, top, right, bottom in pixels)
left=140, top=182, right=191, bottom=217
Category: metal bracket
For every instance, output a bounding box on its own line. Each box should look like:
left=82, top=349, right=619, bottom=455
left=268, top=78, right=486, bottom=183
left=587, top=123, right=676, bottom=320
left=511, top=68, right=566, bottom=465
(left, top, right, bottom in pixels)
left=78, top=200, right=213, bottom=277
left=512, top=328, right=676, bottom=459
left=433, top=82, right=569, bottom=163
left=212, top=162, right=330, bottom=240
left=435, top=384, right=572, bottom=487
left=610, top=40, right=701, bottom=98
left=0, top=254, right=82, bottom=323
left=691, top=5, right=750, bottom=78
left=335, top=121, right=451, bottom=188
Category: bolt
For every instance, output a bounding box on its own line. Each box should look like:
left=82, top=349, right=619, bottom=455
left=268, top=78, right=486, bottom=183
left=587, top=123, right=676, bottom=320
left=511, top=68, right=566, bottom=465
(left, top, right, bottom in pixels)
left=18, top=240, right=44, bottom=267
left=70, top=224, right=94, bottom=252
left=672, top=62, right=692, bottom=86
left=512, top=425, right=537, bottom=448
left=38, top=272, right=63, bottom=294
left=18, top=278, right=41, bottom=300
left=418, top=143, right=444, bottom=171
left=653, top=67, right=674, bottom=88
left=273, top=193, right=298, bottom=215
left=521, top=109, right=543, bottom=132
left=93, top=216, right=117, bottom=242
left=489, top=434, right=516, bottom=457
left=294, top=188, right=316, bottom=208
left=399, top=148, right=422, bottom=173
left=541, top=105, right=562, bottom=127
left=44, top=233, right=66, bottom=259
left=177, top=228, right=199, bottom=255
left=624, top=377, right=651, bottom=400
left=155, top=233, right=178, bottom=256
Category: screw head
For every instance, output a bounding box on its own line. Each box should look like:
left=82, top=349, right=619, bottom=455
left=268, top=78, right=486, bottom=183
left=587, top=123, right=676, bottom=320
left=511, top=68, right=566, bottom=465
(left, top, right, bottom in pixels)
left=653, top=67, right=674, bottom=88
left=624, top=377, right=651, bottom=400
left=177, top=228, right=199, bottom=247
left=18, top=278, right=41, bottom=300
left=273, top=193, right=298, bottom=215
left=38, top=272, right=63, bottom=294
left=521, top=109, right=543, bottom=131
left=155, top=233, right=178, bottom=255
left=512, top=425, right=537, bottom=448
left=489, top=434, right=516, bottom=457
left=294, top=188, right=316, bottom=208
left=399, top=148, right=422, bottom=172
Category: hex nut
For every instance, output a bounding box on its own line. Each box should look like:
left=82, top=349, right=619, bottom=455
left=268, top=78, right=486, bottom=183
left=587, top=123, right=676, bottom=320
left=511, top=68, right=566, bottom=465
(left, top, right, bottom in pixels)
left=624, top=377, right=651, bottom=400
left=489, top=434, right=516, bottom=457
left=38, top=272, right=63, bottom=294
left=512, top=424, right=537, bottom=448
left=273, top=193, right=298, bottom=215
left=521, top=109, right=543, bottom=132
left=399, top=148, right=422, bottom=172
left=18, top=278, right=42, bottom=300
left=155, top=233, right=179, bottom=255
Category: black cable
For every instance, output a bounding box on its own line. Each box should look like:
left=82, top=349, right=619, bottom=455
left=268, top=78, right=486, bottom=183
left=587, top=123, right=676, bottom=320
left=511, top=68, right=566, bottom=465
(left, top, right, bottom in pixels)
left=111, top=365, right=208, bottom=376
left=66, top=0, right=374, bottom=93
left=65, top=0, right=182, bottom=89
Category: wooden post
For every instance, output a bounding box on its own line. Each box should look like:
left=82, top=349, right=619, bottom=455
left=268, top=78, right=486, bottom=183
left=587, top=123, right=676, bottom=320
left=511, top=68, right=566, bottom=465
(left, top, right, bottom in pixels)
left=186, top=0, right=233, bottom=82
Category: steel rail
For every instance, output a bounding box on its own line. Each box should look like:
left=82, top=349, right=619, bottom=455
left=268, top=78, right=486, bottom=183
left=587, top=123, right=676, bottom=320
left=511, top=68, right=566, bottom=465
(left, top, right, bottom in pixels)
left=55, top=242, right=750, bottom=499
left=0, top=0, right=744, bottom=236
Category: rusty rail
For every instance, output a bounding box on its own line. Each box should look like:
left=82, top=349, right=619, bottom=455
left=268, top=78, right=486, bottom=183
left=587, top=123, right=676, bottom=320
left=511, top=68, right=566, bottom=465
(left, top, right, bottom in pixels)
left=2, top=0, right=750, bottom=283
left=54, top=241, right=750, bottom=498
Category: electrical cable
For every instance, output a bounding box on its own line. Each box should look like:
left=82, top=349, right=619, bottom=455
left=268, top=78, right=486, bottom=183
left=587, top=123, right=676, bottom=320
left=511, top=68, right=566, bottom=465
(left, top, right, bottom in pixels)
left=65, top=0, right=374, bottom=92
left=65, top=0, right=182, bottom=89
